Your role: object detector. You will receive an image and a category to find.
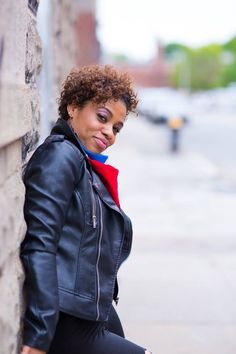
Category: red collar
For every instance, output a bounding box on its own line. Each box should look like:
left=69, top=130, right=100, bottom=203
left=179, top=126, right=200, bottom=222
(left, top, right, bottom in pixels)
left=88, top=158, right=120, bottom=208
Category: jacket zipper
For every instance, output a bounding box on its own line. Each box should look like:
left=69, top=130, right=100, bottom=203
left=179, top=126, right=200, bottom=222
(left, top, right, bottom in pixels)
left=96, top=197, right=103, bottom=320
left=89, top=180, right=97, bottom=228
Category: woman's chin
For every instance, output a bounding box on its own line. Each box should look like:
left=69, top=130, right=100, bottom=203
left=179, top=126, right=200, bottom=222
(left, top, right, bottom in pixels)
left=86, top=145, right=104, bottom=154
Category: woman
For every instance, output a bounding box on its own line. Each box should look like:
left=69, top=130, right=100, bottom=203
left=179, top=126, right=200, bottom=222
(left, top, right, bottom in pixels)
left=20, top=65, right=152, bottom=354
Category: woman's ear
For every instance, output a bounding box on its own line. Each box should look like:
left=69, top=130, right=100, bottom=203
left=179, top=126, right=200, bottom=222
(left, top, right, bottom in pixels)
left=67, top=104, right=73, bottom=119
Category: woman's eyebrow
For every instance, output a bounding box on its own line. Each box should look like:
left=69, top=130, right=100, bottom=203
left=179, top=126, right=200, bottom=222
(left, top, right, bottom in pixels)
left=98, top=107, right=125, bottom=126
left=98, top=107, right=113, bottom=117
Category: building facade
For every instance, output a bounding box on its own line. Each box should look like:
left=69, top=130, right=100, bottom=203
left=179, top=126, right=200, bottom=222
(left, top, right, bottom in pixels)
left=116, top=42, right=169, bottom=88
left=75, top=0, right=101, bottom=67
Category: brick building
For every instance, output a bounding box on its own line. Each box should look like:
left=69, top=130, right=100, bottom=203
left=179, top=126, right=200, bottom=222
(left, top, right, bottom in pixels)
left=75, top=0, right=101, bottom=67
left=116, top=42, right=170, bottom=88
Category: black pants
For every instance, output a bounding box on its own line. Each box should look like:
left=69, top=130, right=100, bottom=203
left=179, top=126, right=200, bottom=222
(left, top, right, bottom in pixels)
left=48, top=306, right=146, bottom=354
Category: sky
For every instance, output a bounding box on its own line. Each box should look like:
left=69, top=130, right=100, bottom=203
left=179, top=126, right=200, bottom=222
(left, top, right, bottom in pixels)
left=96, top=0, right=236, bottom=61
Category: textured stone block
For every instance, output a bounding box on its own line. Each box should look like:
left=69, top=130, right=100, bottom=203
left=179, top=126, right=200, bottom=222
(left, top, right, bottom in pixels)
left=25, top=16, right=42, bottom=85
left=0, top=145, right=6, bottom=186
left=0, top=252, right=24, bottom=354
left=0, top=84, right=31, bottom=148
left=0, top=0, right=27, bottom=85
left=0, top=167, right=25, bottom=354
left=0, top=1, right=94, bottom=352
left=5, top=139, right=22, bottom=178
left=0, top=2, right=42, bottom=351
left=28, top=0, right=39, bottom=15
left=0, top=169, right=25, bottom=267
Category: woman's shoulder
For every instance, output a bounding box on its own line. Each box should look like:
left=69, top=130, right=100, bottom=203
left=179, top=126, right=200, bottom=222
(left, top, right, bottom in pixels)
left=23, top=134, right=85, bottom=179
left=33, top=134, right=83, bottom=160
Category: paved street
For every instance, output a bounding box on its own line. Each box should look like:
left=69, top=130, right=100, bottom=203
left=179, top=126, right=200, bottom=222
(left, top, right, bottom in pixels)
left=109, top=111, right=236, bottom=354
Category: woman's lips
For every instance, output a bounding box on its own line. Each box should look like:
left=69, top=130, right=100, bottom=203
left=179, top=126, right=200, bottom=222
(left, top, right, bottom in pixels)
left=94, top=137, right=108, bottom=150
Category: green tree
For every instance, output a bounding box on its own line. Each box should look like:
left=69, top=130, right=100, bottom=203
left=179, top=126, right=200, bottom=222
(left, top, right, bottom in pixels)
left=165, top=36, right=236, bottom=90
left=223, top=35, right=236, bottom=53
left=165, top=43, right=189, bottom=60
left=165, top=43, right=191, bottom=89
left=166, top=42, right=225, bottom=90
left=221, top=35, right=236, bottom=85
left=190, top=44, right=223, bottom=90
left=221, top=61, right=236, bottom=85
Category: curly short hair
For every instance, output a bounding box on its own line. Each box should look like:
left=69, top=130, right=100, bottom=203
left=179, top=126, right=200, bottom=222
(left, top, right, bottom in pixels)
left=58, top=65, right=138, bottom=120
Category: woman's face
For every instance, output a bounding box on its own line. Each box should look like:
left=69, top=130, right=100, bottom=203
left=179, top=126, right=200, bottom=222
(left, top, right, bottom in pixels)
left=67, top=100, right=127, bottom=153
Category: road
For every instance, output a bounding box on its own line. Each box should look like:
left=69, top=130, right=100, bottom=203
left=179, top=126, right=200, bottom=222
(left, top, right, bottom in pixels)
left=109, top=109, right=236, bottom=354
left=184, top=111, right=236, bottom=172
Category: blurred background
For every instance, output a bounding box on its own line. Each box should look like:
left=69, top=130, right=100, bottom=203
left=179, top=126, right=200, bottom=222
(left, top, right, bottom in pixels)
left=0, top=0, right=236, bottom=353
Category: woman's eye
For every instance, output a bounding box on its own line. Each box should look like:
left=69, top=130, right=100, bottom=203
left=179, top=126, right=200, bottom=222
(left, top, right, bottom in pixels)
left=97, top=114, right=107, bottom=122
left=113, top=127, right=121, bottom=134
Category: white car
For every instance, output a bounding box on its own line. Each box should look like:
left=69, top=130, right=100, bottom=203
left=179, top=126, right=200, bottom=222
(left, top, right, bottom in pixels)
left=138, top=87, right=191, bottom=124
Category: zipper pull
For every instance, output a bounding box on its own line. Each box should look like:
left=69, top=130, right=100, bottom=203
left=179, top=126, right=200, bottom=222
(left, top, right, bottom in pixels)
left=92, top=215, right=97, bottom=228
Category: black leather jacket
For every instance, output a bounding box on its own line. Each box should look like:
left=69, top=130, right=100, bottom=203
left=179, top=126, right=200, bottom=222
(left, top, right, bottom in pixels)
left=20, top=118, right=133, bottom=351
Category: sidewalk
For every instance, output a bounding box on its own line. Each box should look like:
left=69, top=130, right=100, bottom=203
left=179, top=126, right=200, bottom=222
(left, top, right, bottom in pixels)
left=109, top=117, right=236, bottom=354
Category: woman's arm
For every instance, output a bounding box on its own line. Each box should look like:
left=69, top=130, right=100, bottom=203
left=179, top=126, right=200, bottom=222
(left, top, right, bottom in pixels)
left=20, top=138, right=82, bottom=352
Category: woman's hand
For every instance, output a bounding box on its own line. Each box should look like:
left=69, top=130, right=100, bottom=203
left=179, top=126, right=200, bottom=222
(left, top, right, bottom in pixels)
left=20, top=345, right=46, bottom=354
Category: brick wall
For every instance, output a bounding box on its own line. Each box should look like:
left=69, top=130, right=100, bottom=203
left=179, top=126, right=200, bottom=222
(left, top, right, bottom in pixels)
left=75, top=11, right=100, bottom=66
left=110, top=42, right=170, bottom=88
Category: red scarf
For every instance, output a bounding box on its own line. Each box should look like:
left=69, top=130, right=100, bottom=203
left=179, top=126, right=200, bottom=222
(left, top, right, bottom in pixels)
left=88, top=158, right=120, bottom=208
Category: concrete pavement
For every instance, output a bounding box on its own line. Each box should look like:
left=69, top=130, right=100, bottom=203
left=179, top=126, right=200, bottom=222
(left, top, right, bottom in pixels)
left=109, top=116, right=236, bottom=354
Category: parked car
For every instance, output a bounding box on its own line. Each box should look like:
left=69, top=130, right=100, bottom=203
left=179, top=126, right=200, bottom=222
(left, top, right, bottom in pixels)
left=138, top=87, right=190, bottom=125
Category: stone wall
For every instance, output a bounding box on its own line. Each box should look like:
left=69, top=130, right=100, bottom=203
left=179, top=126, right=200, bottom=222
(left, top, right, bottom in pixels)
left=0, top=0, right=92, bottom=352
left=0, top=1, right=41, bottom=353
left=37, top=0, right=80, bottom=141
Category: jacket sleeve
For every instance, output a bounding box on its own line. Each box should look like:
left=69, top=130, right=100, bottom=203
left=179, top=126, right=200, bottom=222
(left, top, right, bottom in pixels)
left=20, top=138, right=83, bottom=351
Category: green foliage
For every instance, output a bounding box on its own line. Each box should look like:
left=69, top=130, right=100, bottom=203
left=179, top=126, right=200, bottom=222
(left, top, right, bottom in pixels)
left=165, top=43, right=189, bottom=59
left=109, top=53, right=129, bottom=63
left=223, top=35, right=236, bottom=53
left=190, top=44, right=223, bottom=90
left=220, top=35, right=236, bottom=86
left=221, top=59, right=236, bottom=85
left=166, top=35, right=236, bottom=90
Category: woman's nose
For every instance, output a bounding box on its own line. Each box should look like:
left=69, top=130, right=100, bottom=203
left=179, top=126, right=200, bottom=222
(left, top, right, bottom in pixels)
left=102, top=124, right=114, bottom=139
